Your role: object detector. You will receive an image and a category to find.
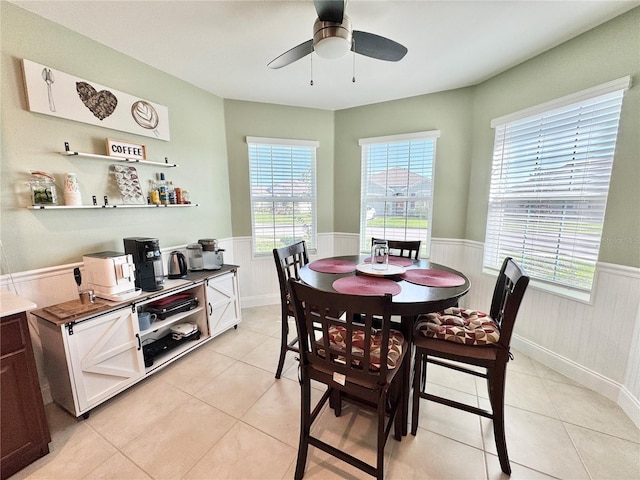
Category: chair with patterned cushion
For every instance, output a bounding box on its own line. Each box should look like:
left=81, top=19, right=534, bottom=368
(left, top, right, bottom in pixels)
left=371, top=238, right=421, bottom=260
left=288, top=278, right=408, bottom=480
left=410, top=257, right=529, bottom=475
left=272, top=241, right=309, bottom=379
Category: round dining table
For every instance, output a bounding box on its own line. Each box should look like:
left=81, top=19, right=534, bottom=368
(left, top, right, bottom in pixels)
left=299, top=255, right=470, bottom=316
left=298, top=254, right=471, bottom=435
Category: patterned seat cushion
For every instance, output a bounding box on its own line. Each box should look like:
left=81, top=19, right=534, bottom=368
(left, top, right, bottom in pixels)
left=317, top=325, right=405, bottom=371
left=415, top=307, right=500, bottom=345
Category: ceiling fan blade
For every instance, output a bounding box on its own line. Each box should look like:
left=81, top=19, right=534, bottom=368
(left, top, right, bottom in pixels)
left=352, top=31, right=408, bottom=61
left=314, top=0, right=344, bottom=23
left=268, top=39, right=314, bottom=69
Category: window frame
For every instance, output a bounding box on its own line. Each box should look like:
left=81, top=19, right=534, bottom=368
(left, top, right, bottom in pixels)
left=246, top=136, right=318, bottom=257
left=484, top=76, right=630, bottom=302
left=358, top=130, right=440, bottom=257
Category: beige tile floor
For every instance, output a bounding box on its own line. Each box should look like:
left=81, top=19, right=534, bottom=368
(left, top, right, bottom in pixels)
left=12, top=305, right=640, bottom=480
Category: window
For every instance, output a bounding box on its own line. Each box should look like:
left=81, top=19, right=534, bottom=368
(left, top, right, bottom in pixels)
left=359, top=131, right=440, bottom=257
left=247, top=136, right=318, bottom=255
left=484, top=77, right=630, bottom=297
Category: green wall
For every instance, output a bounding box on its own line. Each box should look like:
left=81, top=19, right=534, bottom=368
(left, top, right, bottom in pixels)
left=466, top=7, right=640, bottom=267
left=223, top=100, right=335, bottom=237
left=1, top=2, right=232, bottom=273
left=333, top=88, right=474, bottom=238
left=329, top=7, right=639, bottom=267
left=2, top=3, right=638, bottom=273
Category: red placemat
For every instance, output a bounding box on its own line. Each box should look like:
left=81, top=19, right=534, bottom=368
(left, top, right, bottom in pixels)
left=401, top=269, right=466, bottom=287
left=364, top=256, right=414, bottom=267
left=332, top=276, right=401, bottom=296
left=309, top=259, right=357, bottom=274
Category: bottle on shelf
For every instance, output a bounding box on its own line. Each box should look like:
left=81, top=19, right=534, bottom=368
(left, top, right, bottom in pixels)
left=168, top=181, right=177, bottom=205
left=149, top=179, right=160, bottom=205
left=158, top=173, right=169, bottom=205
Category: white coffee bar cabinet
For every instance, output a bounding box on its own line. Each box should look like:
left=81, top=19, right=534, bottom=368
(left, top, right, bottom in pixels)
left=32, top=266, right=241, bottom=418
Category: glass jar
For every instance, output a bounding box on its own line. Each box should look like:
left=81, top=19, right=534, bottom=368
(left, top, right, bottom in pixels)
left=186, top=243, right=203, bottom=271
left=371, top=239, right=389, bottom=271
left=29, top=172, right=58, bottom=205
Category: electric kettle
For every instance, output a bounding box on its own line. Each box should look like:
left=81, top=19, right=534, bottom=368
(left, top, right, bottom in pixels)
left=167, top=251, right=188, bottom=279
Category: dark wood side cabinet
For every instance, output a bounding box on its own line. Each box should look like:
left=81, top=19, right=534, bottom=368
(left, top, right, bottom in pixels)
left=1, top=306, right=51, bottom=480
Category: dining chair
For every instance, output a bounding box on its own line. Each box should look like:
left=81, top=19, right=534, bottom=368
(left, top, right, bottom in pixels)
left=410, top=257, right=529, bottom=475
left=371, top=238, right=421, bottom=259
left=288, top=278, right=408, bottom=480
left=272, top=241, right=309, bottom=379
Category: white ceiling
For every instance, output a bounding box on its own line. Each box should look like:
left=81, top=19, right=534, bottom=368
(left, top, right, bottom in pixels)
left=12, top=0, right=639, bottom=111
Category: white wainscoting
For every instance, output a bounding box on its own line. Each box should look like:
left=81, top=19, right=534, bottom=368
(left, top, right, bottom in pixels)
left=2, top=235, right=638, bottom=427
left=234, top=233, right=339, bottom=308
left=431, top=239, right=640, bottom=428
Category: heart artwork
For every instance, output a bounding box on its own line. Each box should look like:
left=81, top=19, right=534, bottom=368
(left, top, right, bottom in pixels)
left=76, top=82, right=118, bottom=120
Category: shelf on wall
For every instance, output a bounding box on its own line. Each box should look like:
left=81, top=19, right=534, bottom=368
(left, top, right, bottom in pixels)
left=27, top=204, right=198, bottom=210
left=60, top=151, right=178, bottom=168
left=139, top=306, right=205, bottom=336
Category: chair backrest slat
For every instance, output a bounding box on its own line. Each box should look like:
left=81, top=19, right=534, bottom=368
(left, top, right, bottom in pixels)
left=273, top=241, right=309, bottom=306
left=488, top=257, right=529, bottom=349
left=371, top=238, right=421, bottom=260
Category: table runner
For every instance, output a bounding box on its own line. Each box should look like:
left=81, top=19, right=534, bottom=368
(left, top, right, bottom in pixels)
left=309, top=259, right=357, bottom=274
left=401, top=269, right=466, bottom=287
left=332, top=276, right=401, bottom=296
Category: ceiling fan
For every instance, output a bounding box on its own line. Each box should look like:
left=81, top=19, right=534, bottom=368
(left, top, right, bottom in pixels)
left=268, top=0, right=408, bottom=69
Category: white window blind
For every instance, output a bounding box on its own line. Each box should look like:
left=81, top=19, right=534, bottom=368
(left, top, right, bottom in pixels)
left=247, top=136, right=318, bottom=255
left=484, top=78, right=629, bottom=293
left=359, top=131, right=440, bottom=257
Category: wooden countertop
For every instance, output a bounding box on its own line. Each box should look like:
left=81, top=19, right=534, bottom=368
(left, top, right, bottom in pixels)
left=1, top=291, right=37, bottom=317
left=30, top=265, right=238, bottom=326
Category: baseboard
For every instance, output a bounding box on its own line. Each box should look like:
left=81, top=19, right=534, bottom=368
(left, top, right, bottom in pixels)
left=41, top=384, right=52, bottom=405
left=618, top=387, right=640, bottom=429
left=241, top=293, right=279, bottom=309
left=512, top=335, right=640, bottom=428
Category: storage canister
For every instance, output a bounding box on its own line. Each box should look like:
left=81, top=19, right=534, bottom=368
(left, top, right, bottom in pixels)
left=186, top=243, right=203, bottom=271
left=29, top=171, right=58, bottom=205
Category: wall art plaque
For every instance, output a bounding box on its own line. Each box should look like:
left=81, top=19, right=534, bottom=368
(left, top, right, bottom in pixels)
left=22, top=59, right=170, bottom=141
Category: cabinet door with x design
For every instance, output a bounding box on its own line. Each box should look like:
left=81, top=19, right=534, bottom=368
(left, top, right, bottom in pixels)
left=65, top=308, right=145, bottom=415
left=205, top=272, right=241, bottom=337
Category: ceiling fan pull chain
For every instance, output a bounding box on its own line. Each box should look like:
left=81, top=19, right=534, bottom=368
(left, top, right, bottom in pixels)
left=352, top=46, right=356, bottom=83
left=310, top=53, right=314, bottom=86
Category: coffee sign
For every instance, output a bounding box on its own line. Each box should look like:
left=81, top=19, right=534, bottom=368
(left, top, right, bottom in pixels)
left=106, top=138, right=146, bottom=160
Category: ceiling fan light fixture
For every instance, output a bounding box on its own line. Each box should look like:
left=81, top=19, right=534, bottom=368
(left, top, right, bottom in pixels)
left=313, top=16, right=352, bottom=59
left=314, top=36, right=351, bottom=59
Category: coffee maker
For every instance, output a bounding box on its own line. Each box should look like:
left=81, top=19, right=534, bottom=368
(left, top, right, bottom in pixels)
left=123, top=237, right=164, bottom=291
left=83, top=251, right=137, bottom=300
